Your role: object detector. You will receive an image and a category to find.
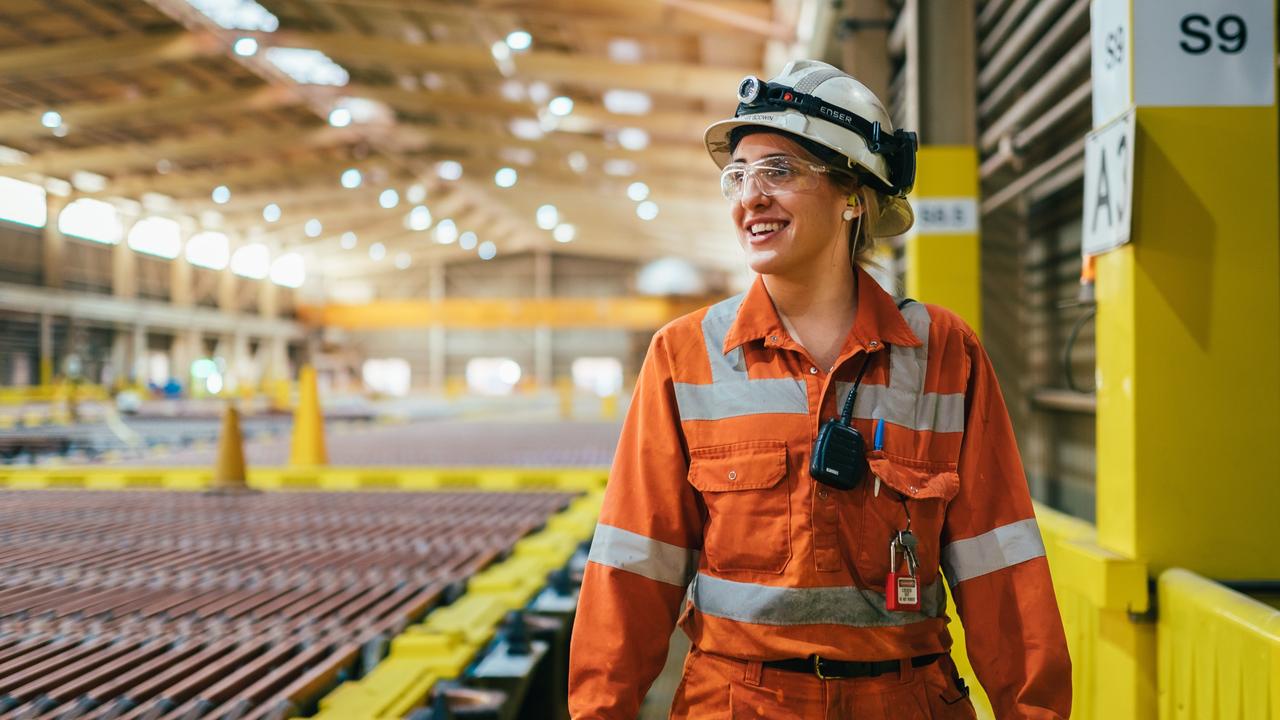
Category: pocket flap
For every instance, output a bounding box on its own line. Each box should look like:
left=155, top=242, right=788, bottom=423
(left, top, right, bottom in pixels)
left=867, top=451, right=959, bottom=501
left=688, top=440, right=787, bottom=492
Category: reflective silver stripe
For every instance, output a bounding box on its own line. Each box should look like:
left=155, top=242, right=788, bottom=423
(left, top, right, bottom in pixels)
left=674, top=379, right=807, bottom=421
left=831, top=382, right=966, bottom=434
left=941, top=518, right=1046, bottom=585
left=675, top=293, right=809, bottom=421
left=690, top=573, right=945, bottom=628
left=588, top=524, right=699, bottom=588
left=831, top=302, right=965, bottom=434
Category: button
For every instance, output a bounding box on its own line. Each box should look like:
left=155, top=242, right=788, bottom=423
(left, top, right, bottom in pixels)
left=769, top=335, right=779, bottom=343
left=818, top=489, right=829, bottom=499
left=869, top=340, right=879, bottom=348
left=728, top=470, right=737, bottom=480
left=809, top=367, right=818, bottom=374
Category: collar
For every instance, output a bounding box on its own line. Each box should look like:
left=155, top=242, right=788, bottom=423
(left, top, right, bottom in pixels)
left=721, top=265, right=923, bottom=355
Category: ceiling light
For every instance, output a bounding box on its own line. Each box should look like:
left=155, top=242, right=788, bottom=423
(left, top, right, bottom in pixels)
left=438, top=161, right=463, bottom=181
left=40, top=111, right=62, bottom=129
left=458, top=231, right=477, bottom=250
left=617, top=127, right=649, bottom=151
left=264, top=47, right=348, bottom=86
left=500, top=147, right=536, bottom=166
left=637, top=201, right=659, bottom=220
left=505, top=30, right=532, bottom=51
left=536, top=204, right=559, bottom=230
left=369, top=242, right=385, bottom=260
left=627, top=181, right=650, bottom=202
left=527, top=81, right=551, bottom=104
left=341, top=168, right=362, bottom=188
left=328, top=107, right=352, bottom=127
left=435, top=218, right=458, bottom=244
left=490, top=40, right=512, bottom=62
left=509, top=118, right=543, bottom=140
left=603, top=159, right=636, bottom=177
left=407, top=205, right=432, bottom=231
left=603, top=89, right=652, bottom=115
left=262, top=203, right=281, bottom=222
left=269, top=252, right=306, bottom=288
left=304, top=218, right=323, bottom=237
left=567, top=152, right=588, bottom=173
left=553, top=223, right=576, bottom=243
left=608, top=38, right=643, bottom=63
left=548, top=96, right=574, bottom=117
left=406, top=184, right=427, bottom=203
left=394, top=252, right=411, bottom=269
left=340, top=231, right=357, bottom=249
left=478, top=241, right=497, bottom=260
left=500, top=80, right=525, bottom=102
left=233, top=37, right=258, bottom=56
left=230, top=242, right=270, bottom=279
left=70, top=170, right=106, bottom=193
left=185, top=0, right=279, bottom=32
left=379, top=188, right=399, bottom=209
left=211, top=185, right=231, bottom=204
left=494, top=167, right=518, bottom=188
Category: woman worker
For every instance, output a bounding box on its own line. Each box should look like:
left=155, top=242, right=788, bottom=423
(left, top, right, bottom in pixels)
left=568, top=59, right=1070, bottom=718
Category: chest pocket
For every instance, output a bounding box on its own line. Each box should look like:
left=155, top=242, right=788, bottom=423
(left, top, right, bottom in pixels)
left=858, top=450, right=959, bottom=587
left=687, top=440, right=791, bottom=574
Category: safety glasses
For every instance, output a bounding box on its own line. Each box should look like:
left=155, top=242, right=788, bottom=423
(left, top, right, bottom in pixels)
left=719, top=155, right=838, bottom=201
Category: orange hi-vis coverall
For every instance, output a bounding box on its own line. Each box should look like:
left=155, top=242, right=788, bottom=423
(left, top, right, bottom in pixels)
left=568, top=266, right=1071, bottom=719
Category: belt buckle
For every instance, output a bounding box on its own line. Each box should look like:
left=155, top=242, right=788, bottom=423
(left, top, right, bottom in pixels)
left=812, top=655, right=833, bottom=680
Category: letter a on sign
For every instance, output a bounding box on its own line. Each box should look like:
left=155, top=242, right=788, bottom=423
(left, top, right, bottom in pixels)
left=1083, top=109, right=1136, bottom=255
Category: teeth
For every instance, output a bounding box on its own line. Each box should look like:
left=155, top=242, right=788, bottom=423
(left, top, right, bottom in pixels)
left=750, top=222, right=784, bottom=234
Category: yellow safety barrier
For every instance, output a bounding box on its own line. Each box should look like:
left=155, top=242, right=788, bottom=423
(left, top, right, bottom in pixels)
left=1158, top=569, right=1280, bottom=720
left=0, top=384, right=109, bottom=405
left=0, top=466, right=609, bottom=493
left=944, top=503, right=1151, bottom=719
left=312, top=489, right=604, bottom=719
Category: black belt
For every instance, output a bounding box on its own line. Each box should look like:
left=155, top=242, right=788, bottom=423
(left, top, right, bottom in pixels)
left=763, top=652, right=942, bottom=680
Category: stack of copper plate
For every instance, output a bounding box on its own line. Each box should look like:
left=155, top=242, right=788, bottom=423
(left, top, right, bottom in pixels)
left=0, top=489, right=575, bottom=719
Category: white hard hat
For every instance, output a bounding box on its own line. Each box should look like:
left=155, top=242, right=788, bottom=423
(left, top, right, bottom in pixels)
left=704, top=59, right=918, bottom=237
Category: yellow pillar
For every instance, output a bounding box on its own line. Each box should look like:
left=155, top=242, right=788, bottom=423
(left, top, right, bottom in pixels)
left=1090, top=1, right=1278, bottom=717
left=1094, top=4, right=1280, bottom=582
left=905, top=146, right=982, bottom=335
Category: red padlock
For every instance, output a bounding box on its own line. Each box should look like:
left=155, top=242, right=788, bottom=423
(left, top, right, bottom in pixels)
left=885, top=533, right=921, bottom=612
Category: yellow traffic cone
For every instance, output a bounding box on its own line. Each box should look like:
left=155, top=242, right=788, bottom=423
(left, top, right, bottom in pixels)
left=211, top=402, right=249, bottom=492
left=289, top=365, right=328, bottom=466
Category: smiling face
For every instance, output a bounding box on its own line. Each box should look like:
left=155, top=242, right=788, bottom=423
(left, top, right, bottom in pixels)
left=729, top=132, right=855, bottom=278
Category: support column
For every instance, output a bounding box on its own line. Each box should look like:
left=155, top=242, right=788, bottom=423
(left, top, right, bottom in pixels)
left=38, top=314, right=54, bottom=385
left=131, top=324, right=147, bottom=385
left=112, top=212, right=140, bottom=300
left=1089, top=2, right=1277, bottom=717
left=42, top=194, right=68, bottom=290
left=533, top=250, right=553, bottom=390
left=171, top=221, right=195, bottom=309
left=901, top=0, right=981, bottom=334
left=839, top=0, right=891, bottom=100
left=110, top=330, right=128, bottom=390
left=1095, top=1, right=1280, bottom=579
left=904, top=147, right=982, bottom=334
left=428, top=261, right=446, bottom=392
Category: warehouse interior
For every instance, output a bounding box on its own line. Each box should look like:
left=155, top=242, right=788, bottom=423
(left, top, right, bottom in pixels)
left=0, top=0, right=1277, bottom=718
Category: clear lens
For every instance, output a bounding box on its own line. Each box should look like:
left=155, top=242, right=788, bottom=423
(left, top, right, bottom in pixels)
left=720, top=157, right=825, bottom=201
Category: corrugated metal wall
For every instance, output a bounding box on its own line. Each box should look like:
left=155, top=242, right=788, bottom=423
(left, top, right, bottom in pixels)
left=886, top=0, right=1097, bottom=520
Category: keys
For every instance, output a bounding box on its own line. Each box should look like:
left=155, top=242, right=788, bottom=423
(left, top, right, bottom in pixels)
left=885, top=531, right=922, bottom=612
